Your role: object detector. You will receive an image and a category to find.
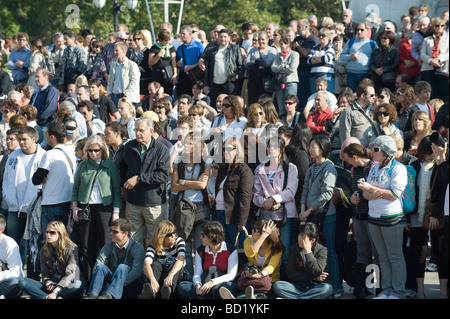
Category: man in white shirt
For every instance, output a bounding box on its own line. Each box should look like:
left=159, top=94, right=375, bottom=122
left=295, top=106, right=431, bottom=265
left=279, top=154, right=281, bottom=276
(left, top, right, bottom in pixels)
left=303, top=77, right=338, bottom=118
left=77, top=100, right=106, bottom=136
left=32, top=122, right=76, bottom=230
left=2, top=126, right=46, bottom=260
left=0, top=213, right=24, bottom=299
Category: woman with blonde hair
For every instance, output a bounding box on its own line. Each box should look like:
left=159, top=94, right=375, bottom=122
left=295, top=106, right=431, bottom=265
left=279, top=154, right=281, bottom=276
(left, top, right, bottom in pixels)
left=115, top=97, right=136, bottom=140
left=18, top=221, right=84, bottom=299
left=27, top=39, right=49, bottom=90
left=143, top=220, right=188, bottom=299
left=71, top=134, right=121, bottom=284
left=244, top=103, right=268, bottom=137
left=404, top=110, right=433, bottom=156
left=133, top=30, right=152, bottom=95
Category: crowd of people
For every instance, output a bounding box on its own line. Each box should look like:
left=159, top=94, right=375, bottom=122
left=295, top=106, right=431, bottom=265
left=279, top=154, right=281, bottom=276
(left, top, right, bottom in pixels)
left=0, top=3, right=449, bottom=300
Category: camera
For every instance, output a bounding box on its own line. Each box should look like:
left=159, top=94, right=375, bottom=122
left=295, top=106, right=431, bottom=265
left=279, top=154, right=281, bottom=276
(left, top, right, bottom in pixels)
left=248, top=264, right=260, bottom=276
left=430, top=132, right=447, bottom=147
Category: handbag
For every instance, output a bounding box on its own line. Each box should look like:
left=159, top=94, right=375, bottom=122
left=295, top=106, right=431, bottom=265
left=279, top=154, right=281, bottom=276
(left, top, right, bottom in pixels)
left=258, top=162, right=289, bottom=227
left=262, top=76, right=279, bottom=93
left=435, top=60, right=449, bottom=77
left=180, top=45, right=204, bottom=83
left=423, top=171, right=445, bottom=231
left=77, top=162, right=102, bottom=222
left=236, top=251, right=274, bottom=294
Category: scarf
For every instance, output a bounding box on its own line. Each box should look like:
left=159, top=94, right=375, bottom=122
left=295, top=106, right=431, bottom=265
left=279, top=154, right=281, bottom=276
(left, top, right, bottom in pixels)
left=155, top=42, right=173, bottom=59
left=432, top=35, right=441, bottom=59
left=418, top=161, right=434, bottom=226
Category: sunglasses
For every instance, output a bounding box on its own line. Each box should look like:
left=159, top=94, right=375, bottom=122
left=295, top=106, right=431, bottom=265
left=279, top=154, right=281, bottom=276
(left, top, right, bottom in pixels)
left=357, top=28, right=366, bottom=32
left=378, top=111, right=389, bottom=117
left=367, top=94, right=376, bottom=98
left=222, top=103, right=232, bottom=108
left=165, top=231, right=176, bottom=238
left=88, top=149, right=101, bottom=153
left=45, top=230, right=57, bottom=235
left=254, top=112, right=264, bottom=116
left=372, top=147, right=381, bottom=153
left=154, top=105, right=165, bottom=109
left=435, top=24, right=445, bottom=27
left=381, top=37, right=389, bottom=40
left=110, top=229, right=123, bottom=234
left=379, top=95, right=386, bottom=100
left=134, top=38, right=142, bottom=41
left=396, top=91, right=404, bottom=96
left=188, top=113, right=197, bottom=117
left=284, top=101, right=295, bottom=105
left=319, top=34, right=327, bottom=37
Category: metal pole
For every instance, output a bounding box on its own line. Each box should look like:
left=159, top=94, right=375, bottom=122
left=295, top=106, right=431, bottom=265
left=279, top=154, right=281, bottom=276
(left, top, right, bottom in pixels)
left=164, top=0, right=169, bottom=22
left=145, top=0, right=156, bottom=43
left=113, top=0, right=120, bottom=32
left=177, top=0, right=184, bottom=34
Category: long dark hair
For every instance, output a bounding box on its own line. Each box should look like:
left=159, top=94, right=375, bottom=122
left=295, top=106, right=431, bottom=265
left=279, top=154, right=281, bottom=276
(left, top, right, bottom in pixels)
left=289, top=122, right=312, bottom=155
left=253, top=219, right=285, bottom=254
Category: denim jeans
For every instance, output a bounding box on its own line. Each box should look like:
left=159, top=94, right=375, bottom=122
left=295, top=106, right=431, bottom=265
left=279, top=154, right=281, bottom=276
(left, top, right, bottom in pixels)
left=214, top=210, right=249, bottom=249
left=368, top=220, right=407, bottom=298
left=18, top=277, right=83, bottom=299
left=0, top=277, right=22, bottom=299
left=297, top=71, right=311, bottom=111
left=88, top=264, right=133, bottom=299
left=6, top=211, right=28, bottom=265
left=275, top=82, right=298, bottom=118
left=323, top=214, right=339, bottom=293
left=346, top=72, right=370, bottom=92
left=272, top=281, right=333, bottom=299
left=176, top=280, right=238, bottom=299
left=40, top=202, right=70, bottom=231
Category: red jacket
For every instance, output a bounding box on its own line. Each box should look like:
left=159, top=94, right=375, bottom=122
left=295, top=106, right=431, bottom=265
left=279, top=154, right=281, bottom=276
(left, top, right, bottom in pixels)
left=306, top=107, right=333, bottom=135
left=397, top=37, right=420, bottom=79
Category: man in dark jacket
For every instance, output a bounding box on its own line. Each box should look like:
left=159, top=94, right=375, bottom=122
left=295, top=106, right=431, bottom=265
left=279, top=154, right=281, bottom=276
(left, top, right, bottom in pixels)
left=203, top=29, right=243, bottom=107
left=119, top=117, right=170, bottom=245
left=30, top=68, right=59, bottom=132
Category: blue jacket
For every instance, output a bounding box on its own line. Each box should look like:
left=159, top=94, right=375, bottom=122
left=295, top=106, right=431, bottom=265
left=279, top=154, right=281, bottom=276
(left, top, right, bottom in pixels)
left=6, top=48, right=31, bottom=81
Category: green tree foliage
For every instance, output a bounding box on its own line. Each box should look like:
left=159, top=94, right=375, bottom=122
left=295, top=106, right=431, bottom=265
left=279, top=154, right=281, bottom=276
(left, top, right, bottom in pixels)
left=0, top=0, right=343, bottom=42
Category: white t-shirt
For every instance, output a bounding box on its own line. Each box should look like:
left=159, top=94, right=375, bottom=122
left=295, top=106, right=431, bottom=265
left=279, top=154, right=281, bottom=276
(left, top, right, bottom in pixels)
left=213, top=46, right=228, bottom=85
left=39, top=145, right=76, bottom=205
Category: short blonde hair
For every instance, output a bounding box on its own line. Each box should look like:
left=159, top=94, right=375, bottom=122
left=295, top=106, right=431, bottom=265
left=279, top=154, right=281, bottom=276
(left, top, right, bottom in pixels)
left=83, top=134, right=109, bottom=160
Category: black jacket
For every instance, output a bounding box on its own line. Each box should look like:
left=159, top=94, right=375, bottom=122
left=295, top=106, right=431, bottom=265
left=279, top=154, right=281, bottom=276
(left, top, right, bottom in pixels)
left=119, top=137, right=170, bottom=206
left=203, top=43, right=243, bottom=87
left=369, top=46, right=399, bottom=83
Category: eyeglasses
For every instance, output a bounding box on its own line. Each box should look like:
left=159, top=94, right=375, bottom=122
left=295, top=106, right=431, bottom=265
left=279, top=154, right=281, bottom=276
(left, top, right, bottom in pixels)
left=377, top=111, right=389, bottom=117
left=371, top=147, right=381, bottom=153
left=45, top=230, right=57, bottom=235
left=222, top=103, right=231, bottom=108
left=133, top=128, right=149, bottom=133
left=88, top=149, right=101, bottom=153
left=165, top=231, right=176, bottom=238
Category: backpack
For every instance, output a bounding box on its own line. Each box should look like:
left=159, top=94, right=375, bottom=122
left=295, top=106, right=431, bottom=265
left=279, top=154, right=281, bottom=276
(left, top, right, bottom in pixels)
left=388, top=159, right=416, bottom=214
left=348, top=37, right=376, bottom=50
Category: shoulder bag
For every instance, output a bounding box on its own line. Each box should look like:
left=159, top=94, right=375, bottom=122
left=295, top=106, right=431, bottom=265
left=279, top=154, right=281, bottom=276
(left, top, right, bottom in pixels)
left=77, top=162, right=102, bottom=222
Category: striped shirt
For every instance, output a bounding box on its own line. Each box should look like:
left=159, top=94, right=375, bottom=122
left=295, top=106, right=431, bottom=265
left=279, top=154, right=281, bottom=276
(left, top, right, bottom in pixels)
left=144, top=236, right=186, bottom=263
left=307, top=43, right=335, bottom=77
